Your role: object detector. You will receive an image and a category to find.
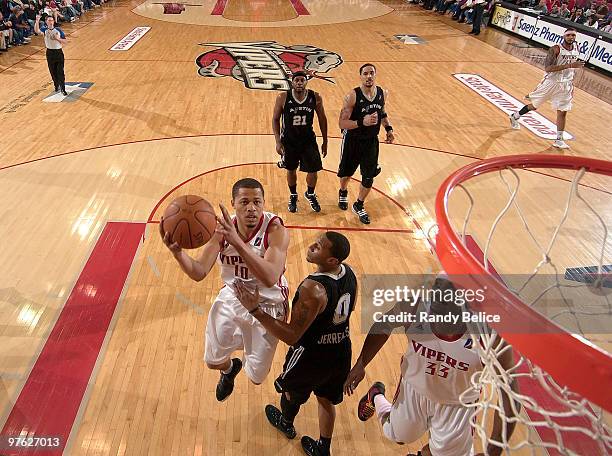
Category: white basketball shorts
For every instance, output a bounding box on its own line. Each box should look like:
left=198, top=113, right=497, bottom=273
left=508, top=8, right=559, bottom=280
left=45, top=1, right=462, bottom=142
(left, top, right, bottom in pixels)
left=383, top=380, right=474, bottom=456
left=204, top=288, right=286, bottom=384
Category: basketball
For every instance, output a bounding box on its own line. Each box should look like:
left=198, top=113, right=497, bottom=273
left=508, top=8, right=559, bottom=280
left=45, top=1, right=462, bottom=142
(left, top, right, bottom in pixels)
left=161, top=195, right=217, bottom=249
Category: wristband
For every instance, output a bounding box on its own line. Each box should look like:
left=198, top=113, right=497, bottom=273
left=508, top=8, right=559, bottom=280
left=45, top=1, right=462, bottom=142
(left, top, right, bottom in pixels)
left=357, top=117, right=364, bottom=128
left=249, top=306, right=260, bottom=315
left=385, top=125, right=393, bottom=132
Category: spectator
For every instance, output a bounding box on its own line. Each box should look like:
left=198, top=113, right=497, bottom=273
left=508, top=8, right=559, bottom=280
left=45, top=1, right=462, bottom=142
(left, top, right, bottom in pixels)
left=1, top=18, right=11, bottom=52
left=9, top=6, right=31, bottom=45
left=593, top=0, right=609, bottom=19
left=559, top=1, right=572, bottom=17
left=1, top=0, right=11, bottom=18
left=469, top=0, right=488, bottom=34
left=571, top=7, right=588, bottom=22
left=586, top=14, right=599, bottom=25
left=534, top=0, right=549, bottom=14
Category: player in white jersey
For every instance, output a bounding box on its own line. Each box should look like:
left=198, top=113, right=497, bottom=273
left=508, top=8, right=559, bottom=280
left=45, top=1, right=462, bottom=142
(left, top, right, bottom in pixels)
left=509, top=28, right=584, bottom=149
left=344, top=276, right=518, bottom=456
left=160, top=178, right=290, bottom=401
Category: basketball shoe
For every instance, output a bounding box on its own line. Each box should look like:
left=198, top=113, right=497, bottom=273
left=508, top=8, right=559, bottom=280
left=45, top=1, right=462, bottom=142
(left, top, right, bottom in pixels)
left=215, top=358, right=242, bottom=402
left=304, top=192, right=321, bottom=212
left=357, top=382, right=386, bottom=421
left=265, top=404, right=297, bottom=439
left=301, top=436, right=329, bottom=456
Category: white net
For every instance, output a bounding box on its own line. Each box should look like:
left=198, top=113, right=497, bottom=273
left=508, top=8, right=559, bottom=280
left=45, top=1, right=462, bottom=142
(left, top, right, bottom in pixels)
left=439, top=161, right=612, bottom=455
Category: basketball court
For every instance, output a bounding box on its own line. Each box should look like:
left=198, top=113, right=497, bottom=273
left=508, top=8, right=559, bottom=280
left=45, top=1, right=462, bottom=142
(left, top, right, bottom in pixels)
left=0, top=1, right=610, bottom=455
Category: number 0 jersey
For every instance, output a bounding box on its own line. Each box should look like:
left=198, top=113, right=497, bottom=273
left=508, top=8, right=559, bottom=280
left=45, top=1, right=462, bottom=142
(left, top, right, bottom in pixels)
left=292, top=263, right=357, bottom=350
left=217, top=211, right=289, bottom=305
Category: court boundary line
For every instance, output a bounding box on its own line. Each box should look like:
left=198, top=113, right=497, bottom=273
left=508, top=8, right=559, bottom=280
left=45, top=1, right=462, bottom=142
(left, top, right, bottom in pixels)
left=0, top=133, right=608, bottom=196
left=145, top=162, right=422, bottom=238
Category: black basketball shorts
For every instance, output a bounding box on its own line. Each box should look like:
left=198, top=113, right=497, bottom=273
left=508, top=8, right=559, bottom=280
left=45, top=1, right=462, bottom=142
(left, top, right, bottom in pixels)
left=337, top=134, right=379, bottom=178
left=274, top=343, right=352, bottom=405
left=281, top=136, right=323, bottom=173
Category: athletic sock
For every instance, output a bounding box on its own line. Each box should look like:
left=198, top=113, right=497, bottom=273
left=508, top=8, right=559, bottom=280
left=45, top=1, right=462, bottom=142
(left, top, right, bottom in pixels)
left=356, top=199, right=364, bottom=207
left=307, top=186, right=315, bottom=195
left=556, top=131, right=564, bottom=140
left=518, top=105, right=530, bottom=116
left=221, top=359, right=233, bottom=375
left=289, top=185, right=297, bottom=195
left=374, top=394, right=392, bottom=425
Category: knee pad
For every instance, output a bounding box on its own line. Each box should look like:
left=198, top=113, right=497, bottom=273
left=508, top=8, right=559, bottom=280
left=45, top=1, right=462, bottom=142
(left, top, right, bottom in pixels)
left=362, top=177, right=374, bottom=188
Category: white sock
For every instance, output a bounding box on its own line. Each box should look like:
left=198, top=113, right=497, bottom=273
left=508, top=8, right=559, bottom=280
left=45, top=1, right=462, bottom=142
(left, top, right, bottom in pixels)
left=374, top=394, right=392, bottom=425
left=557, top=131, right=564, bottom=140
left=512, top=112, right=520, bottom=120
left=222, top=359, right=233, bottom=375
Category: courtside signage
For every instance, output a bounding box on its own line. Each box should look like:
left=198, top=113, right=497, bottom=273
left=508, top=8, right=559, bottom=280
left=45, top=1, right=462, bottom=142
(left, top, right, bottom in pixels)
left=587, top=38, right=612, bottom=73
left=453, top=74, right=573, bottom=140
left=110, top=27, right=151, bottom=51
left=490, top=5, right=536, bottom=39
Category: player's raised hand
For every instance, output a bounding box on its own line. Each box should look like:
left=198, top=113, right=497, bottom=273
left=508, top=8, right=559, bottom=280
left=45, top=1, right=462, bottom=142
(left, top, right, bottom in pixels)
left=216, top=204, right=242, bottom=246
left=343, top=359, right=366, bottom=395
left=234, top=280, right=260, bottom=312
left=159, top=216, right=181, bottom=254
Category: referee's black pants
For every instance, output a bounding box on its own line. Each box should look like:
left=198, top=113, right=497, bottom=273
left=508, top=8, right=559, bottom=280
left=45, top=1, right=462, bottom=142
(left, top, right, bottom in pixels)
left=46, top=48, right=65, bottom=92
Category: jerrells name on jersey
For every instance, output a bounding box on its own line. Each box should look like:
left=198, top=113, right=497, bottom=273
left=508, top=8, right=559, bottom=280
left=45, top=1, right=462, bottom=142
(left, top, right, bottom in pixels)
left=317, top=327, right=350, bottom=344
left=219, top=254, right=244, bottom=265
left=412, top=340, right=469, bottom=371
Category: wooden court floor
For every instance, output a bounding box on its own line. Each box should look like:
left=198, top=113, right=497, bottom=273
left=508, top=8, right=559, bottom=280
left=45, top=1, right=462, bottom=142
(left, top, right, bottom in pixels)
left=0, top=0, right=610, bottom=455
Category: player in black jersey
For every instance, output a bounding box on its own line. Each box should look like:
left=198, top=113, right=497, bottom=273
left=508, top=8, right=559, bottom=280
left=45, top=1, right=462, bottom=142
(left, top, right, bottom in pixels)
left=273, top=71, right=329, bottom=213
left=234, top=231, right=356, bottom=456
left=338, top=63, right=395, bottom=224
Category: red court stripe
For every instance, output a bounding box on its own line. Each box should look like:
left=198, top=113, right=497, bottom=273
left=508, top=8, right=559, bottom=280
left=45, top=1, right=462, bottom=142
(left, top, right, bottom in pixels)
left=288, top=0, right=309, bottom=15
left=464, top=235, right=599, bottom=456
left=0, top=222, right=145, bottom=455
left=211, top=0, right=228, bottom=15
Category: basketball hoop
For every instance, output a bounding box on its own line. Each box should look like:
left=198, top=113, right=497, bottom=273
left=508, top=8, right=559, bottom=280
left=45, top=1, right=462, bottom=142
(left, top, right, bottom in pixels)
left=434, top=154, right=612, bottom=454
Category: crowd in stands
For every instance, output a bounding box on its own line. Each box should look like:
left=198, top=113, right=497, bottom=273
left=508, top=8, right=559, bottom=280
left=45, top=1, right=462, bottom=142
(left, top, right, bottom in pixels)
left=406, top=0, right=611, bottom=33
left=1, top=0, right=111, bottom=52
left=516, top=0, right=612, bottom=31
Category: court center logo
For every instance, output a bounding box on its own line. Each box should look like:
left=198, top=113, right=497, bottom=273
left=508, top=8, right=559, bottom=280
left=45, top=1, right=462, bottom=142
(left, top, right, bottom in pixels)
left=196, top=41, right=343, bottom=91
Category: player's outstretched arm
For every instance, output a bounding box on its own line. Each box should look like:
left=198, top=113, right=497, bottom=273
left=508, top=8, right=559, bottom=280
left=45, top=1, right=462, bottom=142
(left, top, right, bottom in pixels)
left=381, top=89, right=395, bottom=144
left=272, top=92, right=286, bottom=156
left=235, top=279, right=326, bottom=346
left=344, top=300, right=415, bottom=395
left=314, top=92, right=328, bottom=157
left=159, top=217, right=222, bottom=282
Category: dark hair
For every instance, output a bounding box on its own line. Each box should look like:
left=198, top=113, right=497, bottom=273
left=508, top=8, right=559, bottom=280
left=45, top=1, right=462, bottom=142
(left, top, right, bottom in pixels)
left=325, top=231, right=350, bottom=263
left=565, top=27, right=577, bottom=32
left=232, top=178, right=264, bottom=199
left=359, top=63, right=376, bottom=74
left=292, top=70, right=307, bottom=80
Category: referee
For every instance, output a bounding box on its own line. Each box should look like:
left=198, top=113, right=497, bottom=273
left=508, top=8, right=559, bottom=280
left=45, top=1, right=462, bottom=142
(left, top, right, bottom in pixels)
left=34, top=14, right=68, bottom=96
